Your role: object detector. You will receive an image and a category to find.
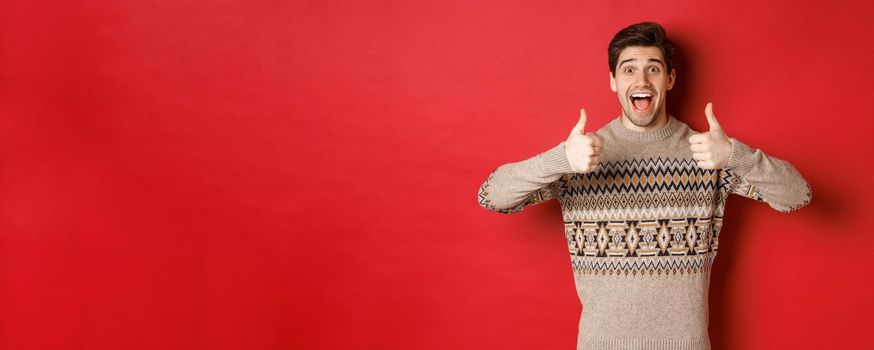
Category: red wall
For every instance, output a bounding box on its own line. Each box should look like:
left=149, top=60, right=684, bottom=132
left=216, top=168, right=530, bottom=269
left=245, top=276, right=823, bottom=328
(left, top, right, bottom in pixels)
left=0, top=1, right=871, bottom=349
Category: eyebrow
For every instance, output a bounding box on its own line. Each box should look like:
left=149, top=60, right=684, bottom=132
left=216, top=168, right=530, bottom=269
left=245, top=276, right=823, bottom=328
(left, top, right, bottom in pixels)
left=619, top=58, right=665, bottom=68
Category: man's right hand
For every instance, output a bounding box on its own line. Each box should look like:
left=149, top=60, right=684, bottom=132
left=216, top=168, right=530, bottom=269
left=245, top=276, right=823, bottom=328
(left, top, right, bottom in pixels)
left=565, top=108, right=603, bottom=173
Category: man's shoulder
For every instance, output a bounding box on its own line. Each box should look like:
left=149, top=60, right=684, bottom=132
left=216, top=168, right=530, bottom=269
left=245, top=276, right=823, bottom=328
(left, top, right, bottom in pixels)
left=669, top=115, right=696, bottom=134
left=590, top=117, right=618, bottom=137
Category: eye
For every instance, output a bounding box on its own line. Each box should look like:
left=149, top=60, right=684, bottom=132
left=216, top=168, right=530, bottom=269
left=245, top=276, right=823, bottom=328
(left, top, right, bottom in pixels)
left=623, top=67, right=633, bottom=74
left=648, top=66, right=660, bottom=73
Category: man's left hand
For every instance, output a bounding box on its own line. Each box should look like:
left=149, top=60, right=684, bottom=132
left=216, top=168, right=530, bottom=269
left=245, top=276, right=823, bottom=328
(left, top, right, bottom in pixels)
left=688, top=102, right=733, bottom=169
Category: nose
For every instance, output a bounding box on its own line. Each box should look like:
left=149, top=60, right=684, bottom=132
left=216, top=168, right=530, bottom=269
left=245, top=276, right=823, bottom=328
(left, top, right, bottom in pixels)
left=633, top=70, right=651, bottom=87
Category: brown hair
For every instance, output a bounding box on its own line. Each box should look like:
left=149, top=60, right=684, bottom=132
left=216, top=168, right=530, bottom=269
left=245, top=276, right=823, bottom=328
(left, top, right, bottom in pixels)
left=608, top=22, right=675, bottom=76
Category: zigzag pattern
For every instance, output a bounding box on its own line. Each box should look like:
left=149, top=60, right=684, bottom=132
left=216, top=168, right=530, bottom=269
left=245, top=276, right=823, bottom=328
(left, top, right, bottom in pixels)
left=565, top=190, right=721, bottom=211
left=562, top=206, right=721, bottom=222
left=571, top=252, right=716, bottom=276
left=565, top=158, right=728, bottom=195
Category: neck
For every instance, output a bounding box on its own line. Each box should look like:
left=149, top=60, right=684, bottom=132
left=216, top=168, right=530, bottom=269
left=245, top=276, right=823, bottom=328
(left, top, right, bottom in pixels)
left=608, top=112, right=680, bottom=142
left=619, top=110, right=669, bottom=132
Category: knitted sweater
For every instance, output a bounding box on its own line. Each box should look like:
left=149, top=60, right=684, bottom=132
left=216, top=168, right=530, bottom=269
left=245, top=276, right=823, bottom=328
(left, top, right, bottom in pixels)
left=476, top=116, right=811, bottom=350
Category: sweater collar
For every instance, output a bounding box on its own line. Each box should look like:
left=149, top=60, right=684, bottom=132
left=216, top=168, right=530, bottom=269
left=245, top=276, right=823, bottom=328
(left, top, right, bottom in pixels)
left=608, top=115, right=681, bottom=142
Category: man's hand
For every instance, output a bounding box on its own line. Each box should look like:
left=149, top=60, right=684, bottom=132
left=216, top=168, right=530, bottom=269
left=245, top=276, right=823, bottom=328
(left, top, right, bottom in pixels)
left=565, top=108, right=603, bottom=173
left=688, top=102, right=733, bottom=169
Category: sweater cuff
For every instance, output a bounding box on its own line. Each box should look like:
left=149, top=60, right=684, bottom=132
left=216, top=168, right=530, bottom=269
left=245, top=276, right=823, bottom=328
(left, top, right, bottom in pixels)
left=540, top=141, right=574, bottom=175
left=726, top=138, right=756, bottom=175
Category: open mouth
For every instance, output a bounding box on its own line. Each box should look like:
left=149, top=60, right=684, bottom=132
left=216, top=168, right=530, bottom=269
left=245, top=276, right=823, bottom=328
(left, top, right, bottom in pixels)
left=629, top=92, right=654, bottom=113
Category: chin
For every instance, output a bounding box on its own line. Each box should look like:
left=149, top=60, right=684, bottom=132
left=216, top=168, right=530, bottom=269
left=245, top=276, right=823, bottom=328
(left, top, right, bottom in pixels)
left=634, top=115, right=657, bottom=127
left=625, top=111, right=657, bottom=127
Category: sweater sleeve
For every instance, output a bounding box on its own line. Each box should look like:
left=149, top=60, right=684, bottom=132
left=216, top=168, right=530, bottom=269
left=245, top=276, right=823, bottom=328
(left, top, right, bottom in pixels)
left=724, top=138, right=812, bottom=213
left=477, top=141, right=574, bottom=214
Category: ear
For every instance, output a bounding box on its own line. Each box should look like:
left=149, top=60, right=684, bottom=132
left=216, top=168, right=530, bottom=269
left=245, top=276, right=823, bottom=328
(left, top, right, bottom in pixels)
left=667, top=68, right=676, bottom=90
left=609, top=71, right=617, bottom=92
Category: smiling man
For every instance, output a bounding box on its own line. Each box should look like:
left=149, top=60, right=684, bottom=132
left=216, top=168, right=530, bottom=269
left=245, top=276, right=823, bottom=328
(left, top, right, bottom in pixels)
left=477, top=22, right=811, bottom=350
left=613, top=45, right=674, bottom=129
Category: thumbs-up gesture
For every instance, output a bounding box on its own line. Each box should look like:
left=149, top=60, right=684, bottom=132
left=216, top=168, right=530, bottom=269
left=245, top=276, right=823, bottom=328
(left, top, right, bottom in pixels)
left=565, top=108, right=603, bottom=173
left=688, top=102, right=733, bottom=169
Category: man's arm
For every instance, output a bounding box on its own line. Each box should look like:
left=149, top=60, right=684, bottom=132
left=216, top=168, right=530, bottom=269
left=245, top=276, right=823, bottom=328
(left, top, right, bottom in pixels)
left=689, top=103, right=811, bottom=213
left=478, top=108, right=601, bottom=214
left=723, top=138, right=812, bottom=213
left=477, top=142, right=573, bottom=214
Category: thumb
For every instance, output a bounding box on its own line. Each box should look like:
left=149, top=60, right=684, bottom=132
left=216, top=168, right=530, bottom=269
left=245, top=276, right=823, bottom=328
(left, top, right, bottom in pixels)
left=571, top=108, right=588, bottom=136
left=705, top=102, right=722, bottom=131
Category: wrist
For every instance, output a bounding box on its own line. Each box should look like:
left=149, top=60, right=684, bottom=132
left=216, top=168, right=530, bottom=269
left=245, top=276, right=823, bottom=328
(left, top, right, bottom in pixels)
left=542, top=141, right=574, bottom=175
left=726, top=138, right=756, bottom=175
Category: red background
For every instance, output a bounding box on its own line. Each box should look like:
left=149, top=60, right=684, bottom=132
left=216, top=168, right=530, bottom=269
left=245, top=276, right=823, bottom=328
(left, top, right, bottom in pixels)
left=1, top=1, right=872, bottom=349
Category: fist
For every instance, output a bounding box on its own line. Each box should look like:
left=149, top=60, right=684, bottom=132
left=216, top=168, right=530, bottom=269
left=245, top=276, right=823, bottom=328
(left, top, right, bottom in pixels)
left=688, top=102, right=733, bottom=169
left=565, top=108, right=603, bottom=173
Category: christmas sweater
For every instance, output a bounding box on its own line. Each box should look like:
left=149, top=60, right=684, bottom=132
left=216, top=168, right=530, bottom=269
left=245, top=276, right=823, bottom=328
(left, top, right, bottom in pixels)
left=477, top=115, right=811, bottom=350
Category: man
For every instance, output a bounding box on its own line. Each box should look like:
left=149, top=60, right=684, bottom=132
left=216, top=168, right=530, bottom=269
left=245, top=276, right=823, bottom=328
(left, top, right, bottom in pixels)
left=476, top=22, right=811, bottom=350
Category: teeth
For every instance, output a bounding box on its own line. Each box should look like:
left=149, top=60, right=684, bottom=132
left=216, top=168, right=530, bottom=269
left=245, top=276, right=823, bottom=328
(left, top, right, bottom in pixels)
left=631, top=93, right=653, bottom=98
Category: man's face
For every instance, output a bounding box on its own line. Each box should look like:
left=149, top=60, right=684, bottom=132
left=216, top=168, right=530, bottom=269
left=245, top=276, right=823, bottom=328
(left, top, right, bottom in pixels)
left=610, top=46, right=676, bottom=128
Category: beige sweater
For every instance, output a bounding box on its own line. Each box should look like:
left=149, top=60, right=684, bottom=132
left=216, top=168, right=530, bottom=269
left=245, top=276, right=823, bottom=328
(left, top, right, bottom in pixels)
left=477, top=116, right=811, bottom=350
